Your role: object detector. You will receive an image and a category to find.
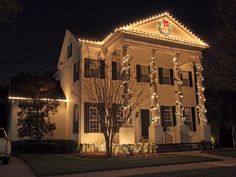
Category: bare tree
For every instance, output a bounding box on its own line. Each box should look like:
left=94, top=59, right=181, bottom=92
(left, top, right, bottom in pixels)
left=81, top=50, right=143, bottom=156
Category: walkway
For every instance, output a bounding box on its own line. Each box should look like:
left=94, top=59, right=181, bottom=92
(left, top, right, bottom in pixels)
left=0, top=156, right=35, bottom=177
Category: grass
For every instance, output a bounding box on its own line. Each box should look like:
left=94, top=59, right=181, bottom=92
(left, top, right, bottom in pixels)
left=17, top=153, right=219, bottom=177
left=123, top=166, right=236, bottom=177
left=208, top=150, right=236, bottom=157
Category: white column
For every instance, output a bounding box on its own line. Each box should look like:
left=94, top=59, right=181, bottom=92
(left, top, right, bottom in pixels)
left=148, top=49, right=163, bottom=144
left=194, top=58, right=207, bottom=124
left=194, top=56, right=211, bottom=141
left=173, top=54, right=185, bottom=124
left=119, top=45, right=135, bottom=144
left=173, top=54, right=189, bottom=143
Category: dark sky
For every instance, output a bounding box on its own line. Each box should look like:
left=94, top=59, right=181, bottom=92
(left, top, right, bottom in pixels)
left=0, top=0, right=215, bottom=86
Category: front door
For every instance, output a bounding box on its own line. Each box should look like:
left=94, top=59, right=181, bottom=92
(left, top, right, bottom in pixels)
left=141, top=109, right=150, bottom=140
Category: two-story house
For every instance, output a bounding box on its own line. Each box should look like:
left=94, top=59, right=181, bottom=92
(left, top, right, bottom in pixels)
left=9, top=12, right=211, bottom=146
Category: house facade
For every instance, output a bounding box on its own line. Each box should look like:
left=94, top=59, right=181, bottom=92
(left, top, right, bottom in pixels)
left=9, top=12, right=211, bottom=145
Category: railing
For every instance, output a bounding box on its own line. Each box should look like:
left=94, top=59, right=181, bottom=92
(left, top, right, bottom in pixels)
left=180, top=130, right=191, bottom=143
left=164, top=132, right=173, bottom=144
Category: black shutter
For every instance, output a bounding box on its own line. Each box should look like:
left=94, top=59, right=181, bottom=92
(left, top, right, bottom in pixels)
left=84, top=102, right=90, bottom=133
left=136, top=65, right=141, bottom=82
left=158, top=67, right=163, bottom=84
left=100, top=60, right=105, bottom=79
left=191, top=107, right=196, bottom=131
left=189, top=71, right=193, bottom=87
left=112, top=62, right=117, bottom=80
left=170, top=69, right=174, bottom=85
left=160, top=106, right=166, bottom=131
left=84, top=58, right=90, bottom=77
left=73, top=63, right=76, bottom=82
left=172, top=106, right=176, bottom=126
left=148, top=66, right=151, bottom=82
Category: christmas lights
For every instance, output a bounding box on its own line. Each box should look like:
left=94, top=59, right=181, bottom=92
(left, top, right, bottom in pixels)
left=173, top=55, right=185, bottom=122
left=149, top=50, right=160, bottom=122
left=194, top=59, right=208, bottom=123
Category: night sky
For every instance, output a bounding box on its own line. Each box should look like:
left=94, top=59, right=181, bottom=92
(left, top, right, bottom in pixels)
left=0, top=0, right=215, bottom=86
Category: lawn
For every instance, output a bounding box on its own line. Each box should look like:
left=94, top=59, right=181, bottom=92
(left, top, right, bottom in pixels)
left=208, top=150, right=236, bottom=157
left=124, top=166, right=236, bottom=177
left=17, top=154, right=218, bottom=177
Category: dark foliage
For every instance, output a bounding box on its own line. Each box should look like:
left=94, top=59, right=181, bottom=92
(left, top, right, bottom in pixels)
left=12, top=139, right=78, bottom=154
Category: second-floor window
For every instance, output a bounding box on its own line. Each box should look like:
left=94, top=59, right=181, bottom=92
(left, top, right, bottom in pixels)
left=182, top=71, right=193, bottom=87
left=112, top=61, right=122, bottom=80
left=84, top=58, right=105, bottom=79
left=68, top=42, right=72, bottom=59
left=136, top=65, right=150, bottom=83
left=159, top=68, right=174, bottom=85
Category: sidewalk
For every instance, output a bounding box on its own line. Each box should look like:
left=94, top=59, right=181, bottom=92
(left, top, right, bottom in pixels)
left=0, top=156, right=35, bottom=177
left=48, top=151, right=236, bottom=177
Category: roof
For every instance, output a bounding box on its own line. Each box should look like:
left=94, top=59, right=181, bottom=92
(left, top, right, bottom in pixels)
left=78, top=12, right=209, bottom=49
left=9, top=75, right=66, bottom=100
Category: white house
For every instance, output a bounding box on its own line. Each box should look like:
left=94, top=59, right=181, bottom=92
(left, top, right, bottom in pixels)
left=9, top=12, right=211, bottom=145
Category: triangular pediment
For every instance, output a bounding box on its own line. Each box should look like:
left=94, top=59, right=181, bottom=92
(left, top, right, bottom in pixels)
left=119, top=12, right=208, bottom=48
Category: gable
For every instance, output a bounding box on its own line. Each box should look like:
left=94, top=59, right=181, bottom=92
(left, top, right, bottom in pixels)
left=119, top=12, right=208, bottom=48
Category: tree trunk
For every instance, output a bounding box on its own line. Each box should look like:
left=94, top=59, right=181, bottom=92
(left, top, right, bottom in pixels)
left=231, top=127, right=236, bottom=149
left=105, top=130, right=113, bottom=157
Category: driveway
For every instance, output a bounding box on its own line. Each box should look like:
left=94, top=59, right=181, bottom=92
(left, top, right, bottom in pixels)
left=0, top=156, right=35, bottom=177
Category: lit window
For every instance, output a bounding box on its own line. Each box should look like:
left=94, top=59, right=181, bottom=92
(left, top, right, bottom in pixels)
left=163, top=106, right=173, bottom=130
left=89, top=106, right=100, bottom=133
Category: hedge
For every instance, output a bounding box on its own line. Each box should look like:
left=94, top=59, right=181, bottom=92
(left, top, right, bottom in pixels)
left=12, top=139, right=78, bottom=154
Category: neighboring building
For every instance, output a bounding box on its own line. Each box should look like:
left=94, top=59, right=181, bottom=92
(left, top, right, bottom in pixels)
left=9, top=12, right=211, bottom=145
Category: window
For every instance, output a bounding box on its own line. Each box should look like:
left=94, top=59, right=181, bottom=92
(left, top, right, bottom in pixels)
left=158, top=68, right=174, bottom=85
left=184, top=107, right=196, bottom=131
left=84, top=58, right=105, bottom=78
left=182, top=71, right=193, bottom=87
left=163, top=106, right=173, bottom=130
left=136, top=65, right=150, bottom=83
left=161, top=106, right=176, bottom=131
left=89, top=105, right=100, bottom=133
left=184, top=107, right=192, bottom=130
left=74, top=60, right=80, bottom=82
left=112, top=61, right=122, bottom=80
left=73, top=105, right=79, bottom=133
left=68, top=42, right=72, bottom=59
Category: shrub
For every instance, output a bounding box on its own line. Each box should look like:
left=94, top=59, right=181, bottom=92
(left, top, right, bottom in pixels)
left=12, top=139, right=78, bottom=154
left=79, top=143, right=157, bottom=155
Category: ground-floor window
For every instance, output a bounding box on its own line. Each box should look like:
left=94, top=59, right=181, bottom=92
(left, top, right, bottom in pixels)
left=161, top=106, right=176, bottom=131
left=89, top=105, right=100, bottom=133
left=184, top=107, right=193, bottom=130
left=184, top=107, right=196, bottom=131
